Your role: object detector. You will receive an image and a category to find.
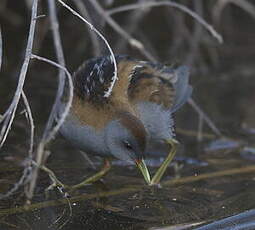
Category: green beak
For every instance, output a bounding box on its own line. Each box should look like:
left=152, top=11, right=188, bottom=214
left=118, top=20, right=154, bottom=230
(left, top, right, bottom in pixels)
left=136, top=159, right=151, bottom=184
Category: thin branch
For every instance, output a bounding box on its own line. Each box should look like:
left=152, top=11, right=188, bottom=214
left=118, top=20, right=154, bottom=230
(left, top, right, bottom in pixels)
left=26, top=54, right=74, bottom=200
left=184, top=0, right=203, bottom=66
left=188, top=98, right=222, bottom=137
left=114, top=0, right=150, bottom=52
left=0, top=25, right=34, bottom=201
left=57, top=0, right=117, bottom=98
left=72, top=0, right=101, bottom=56
left=88, top=0, right=156, bottom=61
left=21, top=91, right=35, bottom=157
left=0, top=0, right=39, bottom=148
left=0, top=94, right=34, bottom=200
left=0, top=25, right=2, bottom=71
left=27, top=0, right=71, bottom=200
left=106, top=0, right=222, bottom=136
left=43, top=0, right=66, bottom=141
left=213, top=0, right=255, bottom=25
left=0, top=165, right=32, bottom=200
left=2, top=164, right=255, bottom=216
left=107, top=0, right=223, bottom=44
left=31, top=55, right=73, bottom=144
left=197, top=114, right=204, bottom=142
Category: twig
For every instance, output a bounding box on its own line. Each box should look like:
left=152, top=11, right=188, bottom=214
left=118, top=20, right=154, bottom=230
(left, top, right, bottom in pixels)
left=176, top=127, right=216, bottom=140
left=167, top=9, right=188, bottom=59
left=43, top=0, right=66, bottom=142
left=56, top=0, right=117, bottom=98
left=72, top=0, right=101, bottom=56
left=188, top=98, right=222, bottom=137
left=114, top=0, right=151, bottom=52
left=106, top=0, right=222, bottom=136
left=0, top=25, right=2, bottom=71
left=0, top=23, right=34, bottom=200
left=0, top=0, right=39, bottom=148
left=184, top=0, right=203, bottom=66
left=2, top=164, right=255, bottom=216
left=107, top=0, right=223, bottom=44
left=21, top=91, right=35, bottom=157
left=197, top=114, right=204, bottom=142
left=31, top=55, right=73, bottom=144
left=0, top=165, right=32, bottom=200
left=88, top=0, right=156, bottom=61
left=213, top=0, right=255, bottom=26
left=27, top=54, right=74, bottom=200
left=27, top=0, right=71, bottom=200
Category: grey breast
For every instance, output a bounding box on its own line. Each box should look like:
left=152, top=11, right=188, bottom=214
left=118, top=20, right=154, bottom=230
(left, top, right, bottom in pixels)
left=56, top=102, right=108, bottom=157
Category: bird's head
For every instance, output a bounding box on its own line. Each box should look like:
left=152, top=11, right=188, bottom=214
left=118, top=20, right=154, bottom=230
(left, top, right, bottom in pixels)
left=104, top=111, right=151, bottom=184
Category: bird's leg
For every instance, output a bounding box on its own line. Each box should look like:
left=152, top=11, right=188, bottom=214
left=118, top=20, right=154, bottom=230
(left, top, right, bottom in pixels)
left=70, top=158, right=112, bottom=191
left=150, top=139, right=179, bottom=185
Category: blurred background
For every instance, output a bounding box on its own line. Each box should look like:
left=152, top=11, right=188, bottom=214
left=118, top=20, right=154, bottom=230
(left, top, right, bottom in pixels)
left=1, top=0, right=255, bottom=229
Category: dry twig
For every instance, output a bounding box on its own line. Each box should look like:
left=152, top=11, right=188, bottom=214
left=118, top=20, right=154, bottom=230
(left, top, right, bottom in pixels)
left=0, top=0, right=39, bottom=148
left=0, top=0, right=38, bottom=200
left=26, top=54, right=74, bottom=200
left=213, top=0, right=255, bottom=25
left=107, top=0, right=223, bottom=44
left=72, top=0, right=101, bottom=56
left=57, top=0, right=117, bottom=98
left=27, top=0, right=73, bottom=200
left=0, top=25, right=2, bottom=71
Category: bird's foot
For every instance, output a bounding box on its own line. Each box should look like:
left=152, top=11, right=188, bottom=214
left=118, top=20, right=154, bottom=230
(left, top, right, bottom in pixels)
left=149, top=138, right=179, bottom=185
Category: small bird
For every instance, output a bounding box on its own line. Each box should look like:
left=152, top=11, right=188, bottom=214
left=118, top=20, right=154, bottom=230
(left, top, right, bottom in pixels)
left=58, top=55, right=192, bottom=188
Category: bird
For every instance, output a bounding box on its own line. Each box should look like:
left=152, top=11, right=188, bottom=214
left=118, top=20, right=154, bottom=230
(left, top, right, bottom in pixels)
left=58, top=55, right=192, bottom=188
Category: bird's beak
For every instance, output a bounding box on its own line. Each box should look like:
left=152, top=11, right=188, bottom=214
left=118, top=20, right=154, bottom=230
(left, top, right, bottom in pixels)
left=135, top=159, right=151, bottom=184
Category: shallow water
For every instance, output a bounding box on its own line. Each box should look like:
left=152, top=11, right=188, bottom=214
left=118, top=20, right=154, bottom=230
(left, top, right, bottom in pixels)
left=1, top=134, right=255, bottom=230
left=1, top=2, right=255, bottom=230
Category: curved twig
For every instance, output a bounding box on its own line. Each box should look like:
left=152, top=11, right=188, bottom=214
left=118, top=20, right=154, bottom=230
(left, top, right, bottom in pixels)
left=57, top=0, right=117, bottom=98
left=107, top=0, right=223, bottom=44
left=31, top=55, right=73, bottom=144
left=72, top=0, right=101, bottom=56
left=0, top=0, right=39, bottom=148
left=26, top=54, right=74, bottom=200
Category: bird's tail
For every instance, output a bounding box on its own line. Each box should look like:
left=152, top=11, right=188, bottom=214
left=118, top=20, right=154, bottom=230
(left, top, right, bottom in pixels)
left=171, top=66, right=193, bottom=113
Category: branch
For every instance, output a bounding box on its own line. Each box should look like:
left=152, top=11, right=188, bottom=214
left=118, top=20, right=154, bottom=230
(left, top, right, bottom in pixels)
left=188, top=98, right=222, bottom=136
left=57, top=0, right=117, bottom=98
left=72, top=0, right=101, bottom=56
left=213, top=0, right=255, bottom=25
left=107, top=0, right=223, bottom=44
left=88, top=0, right=156, bottom=61
left=0, top=0, right=39, bottom=148
left=26, top=54, right=74, bottom=200
left=0, top=20, right=35, bottom=201
left=0, top=25, right=2, bottom=71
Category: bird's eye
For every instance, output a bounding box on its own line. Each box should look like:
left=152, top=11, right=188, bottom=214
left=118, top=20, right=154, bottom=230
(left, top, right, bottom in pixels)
left=123, top=141, right=133, bottom=150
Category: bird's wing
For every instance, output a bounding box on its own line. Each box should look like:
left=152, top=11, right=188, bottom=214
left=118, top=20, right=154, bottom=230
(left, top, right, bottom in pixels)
left=128, top=62, right=192, bottom=112
left=73, top=55, right=117, bottom=104
left=73, top=55, right=139, bottom=106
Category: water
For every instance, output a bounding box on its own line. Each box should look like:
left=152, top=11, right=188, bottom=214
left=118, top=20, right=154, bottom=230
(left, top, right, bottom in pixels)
left=1, top=2, right=255, bottom=230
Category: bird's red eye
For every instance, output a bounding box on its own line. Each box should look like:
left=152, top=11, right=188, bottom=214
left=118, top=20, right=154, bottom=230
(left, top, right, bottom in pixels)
left=124, top=141, right=133, bottom=150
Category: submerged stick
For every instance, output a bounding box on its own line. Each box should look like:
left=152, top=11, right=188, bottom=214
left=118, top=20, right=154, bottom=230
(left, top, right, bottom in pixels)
left=2, top=164, right=255, bottom=216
